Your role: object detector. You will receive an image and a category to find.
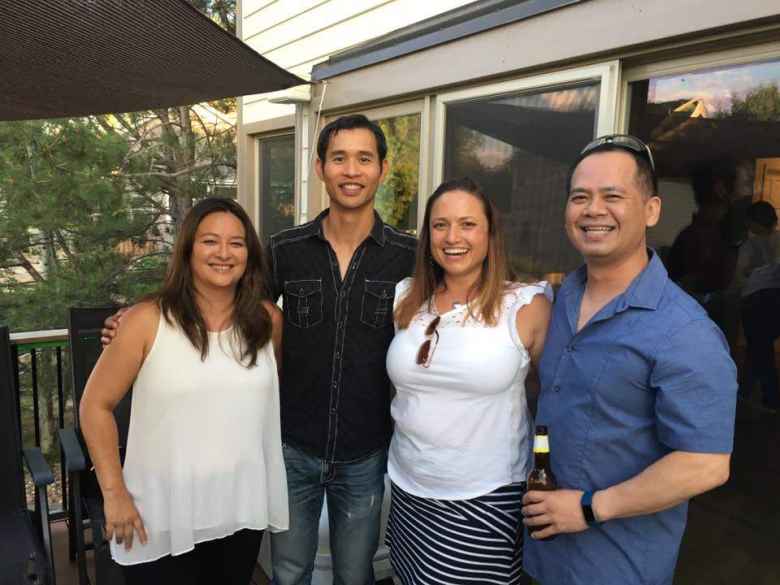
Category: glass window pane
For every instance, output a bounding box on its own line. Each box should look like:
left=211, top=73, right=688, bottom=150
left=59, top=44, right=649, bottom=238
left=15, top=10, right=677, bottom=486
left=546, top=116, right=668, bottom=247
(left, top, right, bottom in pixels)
left=444, top=83, right=599, bottom=282
left=376, top=114, right=421, bottom=234
left=629, top=59, right=780, bottom=253
left=259, top=134, right=295, bottom=238
left=628, top=58, right=780, bottom=388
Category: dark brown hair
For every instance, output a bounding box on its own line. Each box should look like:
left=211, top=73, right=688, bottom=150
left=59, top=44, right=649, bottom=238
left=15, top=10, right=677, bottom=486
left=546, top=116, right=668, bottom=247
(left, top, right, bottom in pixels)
left=748, top=200, right=778, bottom=230
left=149, top=197, right=271, bottom=367
left=395, top=177, right=512, bottom=329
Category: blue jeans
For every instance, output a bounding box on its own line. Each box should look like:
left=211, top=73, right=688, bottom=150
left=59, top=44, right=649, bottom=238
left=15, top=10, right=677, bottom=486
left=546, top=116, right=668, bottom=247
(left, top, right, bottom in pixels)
left=271, top=444, right=386, bottom=585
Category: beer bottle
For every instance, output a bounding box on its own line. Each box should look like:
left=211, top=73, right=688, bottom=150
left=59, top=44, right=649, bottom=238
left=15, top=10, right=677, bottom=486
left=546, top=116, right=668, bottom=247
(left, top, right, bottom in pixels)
left=528, top=425, right=557, bottom=540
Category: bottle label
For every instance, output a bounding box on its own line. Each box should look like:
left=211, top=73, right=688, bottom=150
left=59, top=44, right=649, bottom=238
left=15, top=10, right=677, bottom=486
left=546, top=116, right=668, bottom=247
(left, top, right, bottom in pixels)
left=533, top=435, right=549, bottom=453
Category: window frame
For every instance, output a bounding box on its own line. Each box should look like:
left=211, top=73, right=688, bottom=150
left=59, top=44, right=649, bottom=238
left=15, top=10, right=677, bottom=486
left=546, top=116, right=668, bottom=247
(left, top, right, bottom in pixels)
left=256, top=129, right=296, bottom=239
left=616, top=40, right=780, bottom=250
left=617, top=40, right=780, bottom=132
left=431, top=60, right=622, bottom=192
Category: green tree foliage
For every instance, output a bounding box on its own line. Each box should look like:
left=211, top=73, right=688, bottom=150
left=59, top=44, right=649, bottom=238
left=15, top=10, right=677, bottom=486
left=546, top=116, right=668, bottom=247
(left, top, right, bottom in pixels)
left=729, top=84, right=780, bottom=122
left=259, top=135, right=296, bottom=237
left=375, top=115, right=421, bottom=232
left=0, top=0, right=238, bottom=333
left=192, top=0, right=235, bottom=34
left=0, top=118, right=164, bottom=492
left=0, top=118, right=166, bottom=330
left=1, top=1, right=240, bottom=504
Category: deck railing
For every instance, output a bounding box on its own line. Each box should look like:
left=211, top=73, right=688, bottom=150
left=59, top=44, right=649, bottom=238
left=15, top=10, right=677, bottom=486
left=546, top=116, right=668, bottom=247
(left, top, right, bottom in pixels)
left=10, top=329, right=71, bottom=521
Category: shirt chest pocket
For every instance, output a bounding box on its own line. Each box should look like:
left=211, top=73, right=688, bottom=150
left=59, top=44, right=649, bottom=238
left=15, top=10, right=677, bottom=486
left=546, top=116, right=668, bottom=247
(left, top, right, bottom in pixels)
left=284, top=279, right=324, bottom=328
left=360, top=279, right=395, bottom=329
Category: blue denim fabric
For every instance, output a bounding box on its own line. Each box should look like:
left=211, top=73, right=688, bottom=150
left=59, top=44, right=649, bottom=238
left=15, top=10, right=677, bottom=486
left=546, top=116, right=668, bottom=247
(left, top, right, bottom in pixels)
left=271, top=444, right=387, bottom=585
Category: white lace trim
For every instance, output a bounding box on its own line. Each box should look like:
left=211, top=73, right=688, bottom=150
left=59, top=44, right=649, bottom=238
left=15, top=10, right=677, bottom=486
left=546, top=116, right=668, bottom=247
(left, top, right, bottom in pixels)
left=397, top=279, right=551, bottom=329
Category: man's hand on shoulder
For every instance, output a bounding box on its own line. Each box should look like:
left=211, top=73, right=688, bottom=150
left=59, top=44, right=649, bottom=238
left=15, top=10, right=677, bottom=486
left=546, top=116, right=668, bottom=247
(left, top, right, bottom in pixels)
left=262, top=300, right=283, bottom=374
left=101, top=307, right=130, bottom=347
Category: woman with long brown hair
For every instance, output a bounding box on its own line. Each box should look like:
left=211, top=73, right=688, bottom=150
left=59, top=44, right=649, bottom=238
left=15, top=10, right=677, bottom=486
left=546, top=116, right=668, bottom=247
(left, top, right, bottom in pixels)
left=80, top=198, right=288, bottom=584
left=385, top=177, right=551, bottom=584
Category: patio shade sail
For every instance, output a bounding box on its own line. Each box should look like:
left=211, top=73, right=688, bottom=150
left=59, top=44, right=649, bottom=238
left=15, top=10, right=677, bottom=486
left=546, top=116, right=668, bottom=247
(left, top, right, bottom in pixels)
left=0, top=0, right=305, bottom=121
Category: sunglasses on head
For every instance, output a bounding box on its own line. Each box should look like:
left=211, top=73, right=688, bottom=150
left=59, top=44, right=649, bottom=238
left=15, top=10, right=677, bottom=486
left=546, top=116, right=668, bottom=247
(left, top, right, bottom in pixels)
left=579, top=134, right=655, bottom=173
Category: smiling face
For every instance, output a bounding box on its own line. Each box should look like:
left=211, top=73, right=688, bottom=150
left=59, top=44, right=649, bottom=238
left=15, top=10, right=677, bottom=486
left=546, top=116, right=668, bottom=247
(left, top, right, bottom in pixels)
left=565, top=150, right=660, bottom=268
left=315, top=127, right=389, bottom=213
left=429, top=189, right=490, bottom=284
left=190, top=211, right=248, bottom=293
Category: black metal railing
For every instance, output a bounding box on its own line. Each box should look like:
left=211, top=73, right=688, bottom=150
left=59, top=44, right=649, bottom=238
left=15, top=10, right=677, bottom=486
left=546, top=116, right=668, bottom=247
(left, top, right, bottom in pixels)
left=10, top=329, right=71, bottom=521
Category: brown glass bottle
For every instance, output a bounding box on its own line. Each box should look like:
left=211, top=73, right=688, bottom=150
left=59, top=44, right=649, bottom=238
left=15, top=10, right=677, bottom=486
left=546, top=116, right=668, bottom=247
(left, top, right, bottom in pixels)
left=527, top=425, right=557, bottom=540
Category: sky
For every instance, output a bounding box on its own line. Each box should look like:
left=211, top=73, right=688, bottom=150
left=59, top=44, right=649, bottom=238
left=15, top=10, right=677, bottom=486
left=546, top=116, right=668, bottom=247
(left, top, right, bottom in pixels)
left=499, top=84, right=599, bottom=112
left=648, top=59, right=780, bottom=115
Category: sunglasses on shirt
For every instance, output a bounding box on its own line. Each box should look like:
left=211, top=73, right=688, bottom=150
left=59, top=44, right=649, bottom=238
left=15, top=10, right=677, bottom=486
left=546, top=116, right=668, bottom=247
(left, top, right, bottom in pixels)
left=416, top=316, right=440, bottom=368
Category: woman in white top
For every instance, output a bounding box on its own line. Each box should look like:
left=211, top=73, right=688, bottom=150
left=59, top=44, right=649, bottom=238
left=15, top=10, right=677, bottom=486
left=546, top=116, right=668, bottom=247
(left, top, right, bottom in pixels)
left=385, top=177, right=551, bottom=584
left=80, top=198, right=288, bottom=585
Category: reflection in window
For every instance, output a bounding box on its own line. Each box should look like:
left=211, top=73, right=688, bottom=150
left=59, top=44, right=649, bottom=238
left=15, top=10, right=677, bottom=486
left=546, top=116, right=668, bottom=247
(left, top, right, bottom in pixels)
left=376, top=114, right=421, bottom=234
left=444, top=83, right=599, bottom=281
left=259, top=134, right=295, bottom=238
left=628, top=58, right=780, bottom=372
left=629, top=59, right=780, bottom=253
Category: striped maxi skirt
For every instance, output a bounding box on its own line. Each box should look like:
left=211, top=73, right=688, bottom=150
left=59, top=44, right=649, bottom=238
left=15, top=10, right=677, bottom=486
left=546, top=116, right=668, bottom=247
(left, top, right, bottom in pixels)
left=386, top=481, right=527, bottom=585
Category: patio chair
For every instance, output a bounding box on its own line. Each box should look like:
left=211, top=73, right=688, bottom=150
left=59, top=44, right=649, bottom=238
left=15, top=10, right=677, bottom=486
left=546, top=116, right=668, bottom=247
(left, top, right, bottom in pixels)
left=0, top=325, right=57, bottom=585
left=59, top=307, right=129, bottom=585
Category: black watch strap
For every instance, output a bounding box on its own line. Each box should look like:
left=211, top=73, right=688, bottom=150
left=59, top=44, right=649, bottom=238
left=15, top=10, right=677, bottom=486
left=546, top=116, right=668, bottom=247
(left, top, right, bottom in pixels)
left=581, top=490, right=598, bottom=526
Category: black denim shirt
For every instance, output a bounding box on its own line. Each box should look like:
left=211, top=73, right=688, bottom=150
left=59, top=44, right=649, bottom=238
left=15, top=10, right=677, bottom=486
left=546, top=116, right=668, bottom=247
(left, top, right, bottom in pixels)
left=268, top=209, right=416, bottom=462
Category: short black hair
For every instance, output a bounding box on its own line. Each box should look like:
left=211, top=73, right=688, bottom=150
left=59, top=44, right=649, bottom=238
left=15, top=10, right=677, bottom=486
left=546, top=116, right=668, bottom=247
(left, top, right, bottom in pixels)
left=566, top=143, right=658, bottom=198
left=316, top=114, right=388, bottom=165
left=748, top=200, right=778, bottom=230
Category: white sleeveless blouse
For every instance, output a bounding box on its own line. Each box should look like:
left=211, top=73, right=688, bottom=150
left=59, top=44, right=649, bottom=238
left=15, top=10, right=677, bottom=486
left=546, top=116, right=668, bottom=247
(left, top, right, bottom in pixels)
left=111, top=314, right=288, bottom=565
left=387, top=278, right=552, bottom=500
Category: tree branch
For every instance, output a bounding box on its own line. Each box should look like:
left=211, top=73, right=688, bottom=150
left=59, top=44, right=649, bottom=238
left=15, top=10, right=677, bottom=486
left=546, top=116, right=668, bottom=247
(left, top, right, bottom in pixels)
left=123, top=159, right=213, bottom=179
left=15, top=252, right=45, bottom=282
left=53, top=229, right=77, bottom=265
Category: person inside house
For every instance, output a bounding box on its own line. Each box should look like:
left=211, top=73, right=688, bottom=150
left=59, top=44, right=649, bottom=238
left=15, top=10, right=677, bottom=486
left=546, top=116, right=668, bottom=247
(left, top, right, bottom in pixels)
left=667, top=164, right=736, bottom=297
left=667, top=161, right=741, bottom=347
left=521, top=135, right=738, bottom=585
left=736, top=200, right=780, bottom=411
left=81, top=197, right=288, bottom=585
left=386, top=177, right=551, bottom=584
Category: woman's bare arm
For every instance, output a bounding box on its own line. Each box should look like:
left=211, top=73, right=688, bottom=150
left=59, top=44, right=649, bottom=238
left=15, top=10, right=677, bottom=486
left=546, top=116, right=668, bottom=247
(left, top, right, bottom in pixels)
left=515, top=292, right=552, bottom=366
left=79, top=302, right=157, bottom=550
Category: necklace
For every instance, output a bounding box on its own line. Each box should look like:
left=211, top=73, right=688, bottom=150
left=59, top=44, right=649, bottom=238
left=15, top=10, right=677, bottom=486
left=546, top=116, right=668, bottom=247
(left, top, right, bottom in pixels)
left=434, top=290, right=468, bottom=313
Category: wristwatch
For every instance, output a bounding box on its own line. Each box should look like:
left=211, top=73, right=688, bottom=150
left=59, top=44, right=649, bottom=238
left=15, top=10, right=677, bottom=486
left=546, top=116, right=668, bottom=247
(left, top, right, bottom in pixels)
left=581, top=490, right=599, bottom=526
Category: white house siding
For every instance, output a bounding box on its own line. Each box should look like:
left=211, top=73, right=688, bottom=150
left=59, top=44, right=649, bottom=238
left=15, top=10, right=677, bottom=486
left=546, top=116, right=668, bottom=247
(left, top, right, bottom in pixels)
left=239, top=0, right=479, bottom=124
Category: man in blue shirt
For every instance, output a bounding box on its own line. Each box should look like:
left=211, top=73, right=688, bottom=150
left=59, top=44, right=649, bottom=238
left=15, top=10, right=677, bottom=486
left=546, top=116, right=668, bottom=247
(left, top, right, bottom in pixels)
left=522, top=135, right=737, bottom=585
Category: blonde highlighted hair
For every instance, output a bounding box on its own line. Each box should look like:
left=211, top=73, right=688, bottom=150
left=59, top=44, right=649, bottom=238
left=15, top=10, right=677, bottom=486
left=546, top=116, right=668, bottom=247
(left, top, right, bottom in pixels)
left=394, top=177, right=512, bottom=329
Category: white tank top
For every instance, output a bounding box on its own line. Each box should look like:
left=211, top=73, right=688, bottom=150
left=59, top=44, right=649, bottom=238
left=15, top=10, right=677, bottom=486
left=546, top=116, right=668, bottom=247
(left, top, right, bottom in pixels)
left=387, top=278, right=552, bottom=500
left=111, top=314, right=288, bottom=565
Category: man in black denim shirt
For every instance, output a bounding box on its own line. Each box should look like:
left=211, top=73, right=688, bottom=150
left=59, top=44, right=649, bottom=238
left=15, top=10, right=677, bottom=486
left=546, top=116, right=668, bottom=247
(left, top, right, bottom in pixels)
left=268, top=115, right=415, bottom=585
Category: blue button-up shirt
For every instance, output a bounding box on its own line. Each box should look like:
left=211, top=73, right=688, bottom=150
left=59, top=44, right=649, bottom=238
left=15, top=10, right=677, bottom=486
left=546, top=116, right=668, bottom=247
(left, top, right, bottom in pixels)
left=524, top=251, right=737, bottom=585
